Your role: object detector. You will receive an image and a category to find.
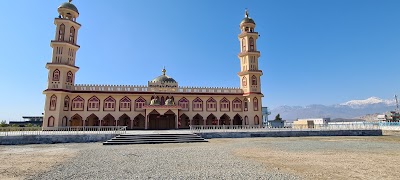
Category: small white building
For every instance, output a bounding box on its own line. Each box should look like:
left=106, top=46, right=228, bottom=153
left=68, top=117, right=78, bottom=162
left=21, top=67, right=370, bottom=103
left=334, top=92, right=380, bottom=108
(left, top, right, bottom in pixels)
left=296, top=118, right=330, bottom=125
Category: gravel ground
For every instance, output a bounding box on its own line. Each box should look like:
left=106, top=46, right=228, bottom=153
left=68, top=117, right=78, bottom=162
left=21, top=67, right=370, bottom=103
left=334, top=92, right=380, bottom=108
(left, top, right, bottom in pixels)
left=1, top=136, right=400, bottom=180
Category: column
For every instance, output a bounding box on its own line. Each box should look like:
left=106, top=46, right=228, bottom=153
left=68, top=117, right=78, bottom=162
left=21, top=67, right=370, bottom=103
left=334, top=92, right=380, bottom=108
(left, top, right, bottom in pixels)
left=131, top=119, right=134, bottom=129
left=145, top=115, right=148, bottom=130
left=175, top=115, right=179, bottom=129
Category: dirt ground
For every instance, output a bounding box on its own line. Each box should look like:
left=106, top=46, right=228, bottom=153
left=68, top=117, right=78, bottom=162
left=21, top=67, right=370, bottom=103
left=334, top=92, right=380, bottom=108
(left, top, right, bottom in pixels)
left=0, top=144, right=77, bottom=180
left=234, top=136, right=400, bottom=180
left=1, top=136, right=400, bottom=180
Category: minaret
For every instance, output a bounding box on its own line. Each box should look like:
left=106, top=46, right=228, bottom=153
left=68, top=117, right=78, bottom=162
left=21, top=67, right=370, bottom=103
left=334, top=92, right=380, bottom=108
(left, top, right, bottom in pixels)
left=43, top=0, right=81, bottom=128
left=46, top=0, right=80, bottom=90
left=238, top=9, right=262, bottom=96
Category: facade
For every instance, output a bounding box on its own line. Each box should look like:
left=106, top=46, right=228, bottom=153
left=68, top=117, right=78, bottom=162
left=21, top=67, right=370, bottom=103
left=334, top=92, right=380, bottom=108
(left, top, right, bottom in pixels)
left=42, top=1, right=264, bottom=130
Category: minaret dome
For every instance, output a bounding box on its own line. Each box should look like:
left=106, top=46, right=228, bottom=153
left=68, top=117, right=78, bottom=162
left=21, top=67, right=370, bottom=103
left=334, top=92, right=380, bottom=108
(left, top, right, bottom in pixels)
left=58, top=0, right=79, bottom=20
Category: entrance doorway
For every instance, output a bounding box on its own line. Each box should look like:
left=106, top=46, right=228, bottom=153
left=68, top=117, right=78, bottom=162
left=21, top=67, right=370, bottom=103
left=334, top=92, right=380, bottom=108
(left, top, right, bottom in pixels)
left=148, top=110, right=176, bottom=130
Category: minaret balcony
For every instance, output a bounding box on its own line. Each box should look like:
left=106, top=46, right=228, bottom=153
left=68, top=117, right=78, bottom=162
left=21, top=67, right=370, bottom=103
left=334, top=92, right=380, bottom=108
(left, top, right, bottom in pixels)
left=54, top=18, right=81, bottom=27
left=51, top=40, right=80, bottom=48
left=237, top=70, right=263, bottom=76
left=238, top=31, right=258, bottom=38
left=238, top=51, right=260, bottom=57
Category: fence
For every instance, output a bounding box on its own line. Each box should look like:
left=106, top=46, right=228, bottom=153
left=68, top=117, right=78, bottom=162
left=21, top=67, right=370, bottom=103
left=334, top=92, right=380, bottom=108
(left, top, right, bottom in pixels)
left=189, top=123, right=382, bottom=133
left=0, top=126, right=127, bottom=136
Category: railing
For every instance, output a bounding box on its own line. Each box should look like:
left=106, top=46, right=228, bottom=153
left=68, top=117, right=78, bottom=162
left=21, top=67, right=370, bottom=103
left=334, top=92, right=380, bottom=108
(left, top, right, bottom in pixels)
left=190, top=124, right=381, bottom=133
left=0, top=126, right=127, bottom=136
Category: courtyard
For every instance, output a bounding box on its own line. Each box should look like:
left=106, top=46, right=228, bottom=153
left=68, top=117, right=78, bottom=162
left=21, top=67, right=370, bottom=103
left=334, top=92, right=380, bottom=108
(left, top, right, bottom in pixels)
left=1, top=136, right=400, bottom=180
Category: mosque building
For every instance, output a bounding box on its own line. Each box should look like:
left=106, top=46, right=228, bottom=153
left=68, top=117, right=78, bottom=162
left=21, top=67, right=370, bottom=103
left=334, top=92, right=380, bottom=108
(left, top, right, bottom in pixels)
left=43, top=0, right=264, bottom=130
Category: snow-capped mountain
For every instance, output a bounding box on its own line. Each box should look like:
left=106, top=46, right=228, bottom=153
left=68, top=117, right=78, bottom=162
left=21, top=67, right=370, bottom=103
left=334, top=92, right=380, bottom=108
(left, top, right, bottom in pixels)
left=270, top=97, right=397, bottom=121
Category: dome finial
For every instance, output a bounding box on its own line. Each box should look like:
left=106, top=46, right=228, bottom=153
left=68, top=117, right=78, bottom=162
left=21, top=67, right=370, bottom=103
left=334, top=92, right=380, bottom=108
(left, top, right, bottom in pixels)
left=69, top=0, right=73, bottom=3
left=245, top=8, right=249, bottom=18
left=162, top=66, right=166, bottom=76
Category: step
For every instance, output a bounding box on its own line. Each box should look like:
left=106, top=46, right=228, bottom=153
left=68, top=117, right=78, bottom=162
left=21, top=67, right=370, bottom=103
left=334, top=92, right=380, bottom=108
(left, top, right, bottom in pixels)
left=103, top=140, right=208, bottom=145
left=103, top=133, right=207, bottom=145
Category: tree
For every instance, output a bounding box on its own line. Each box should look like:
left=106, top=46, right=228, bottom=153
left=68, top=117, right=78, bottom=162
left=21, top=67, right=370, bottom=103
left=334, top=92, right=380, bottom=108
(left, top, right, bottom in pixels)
left=0, top=120, right=8, bottom=127
left=275, top=114, right=282, bottom=121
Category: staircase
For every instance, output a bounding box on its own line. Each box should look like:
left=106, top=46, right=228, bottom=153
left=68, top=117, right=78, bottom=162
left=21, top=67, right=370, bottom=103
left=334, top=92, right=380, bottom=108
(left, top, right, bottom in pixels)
left=103, top=133, right=208, bottom=145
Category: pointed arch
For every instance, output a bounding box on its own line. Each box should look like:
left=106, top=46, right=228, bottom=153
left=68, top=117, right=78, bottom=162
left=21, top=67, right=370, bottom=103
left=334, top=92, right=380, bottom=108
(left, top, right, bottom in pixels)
left=178, top=97, right=189, bottom=110
left=241, top=38, right=246, bottom=52
left=52, top=69, right=60, bottom=81
left=63, top=96, right=70, bottom=111
left=102, top=113, right=115, bottom=126
left=151, top=96, right=155, bottom=100
left=58, top=24, right=65, bottom=41
left=232, top=98, right=242, bottom=112
left=244, top=98, right=249, bottom=111
left=171, top=96, right=174, bottom=101
left=253, top=97, right=259, bottom=111
left=244, top=116, right=249, bottom=125
left=254, top=115, right=260, bottom=125
left=62, top=116, right=68, bottom=126
left=86, top=114, right=99, bottom=126
left=87, top=96, right=100, bottom=111
left=134, top=96, right=146, bottom=110
left=242, top=76, right=247, bottom=87
left=133, top=114, right=145, bottom=129
left=179, top=113, right=190, bottom=128
left=49, top=95, right=57, bottom=111
left=219, top=114, right=231, bottom=125
left=71, top=96, right=84, bottom=111
left=251, top=75, right=257, bottom=85
left=160, top=96, right=165, bottom=106
left=71, top=114, right=83, bottom=126
left=103, top=96, right=116, bottom=111
left=192, top=97, right=203, bottom=111
left=233, top=114, right=242, bottom=125
left=192, top=114, right=204, bottom=125
left=119, top=96, right=131, bottom=111
left=66, top=71, right=73, bottom=83
left=206, top=97, right=217, bottom=111
left=118, top=114, right=131, bottom=127
left=220, top=97, right=230, bottom=112
left=249, top=37, right=255, bottom=51
left=69, top=26, right=75, bottom=44
left=48, top=116, right=55, bottom=127
left=206, top=113, right=217, bottom=125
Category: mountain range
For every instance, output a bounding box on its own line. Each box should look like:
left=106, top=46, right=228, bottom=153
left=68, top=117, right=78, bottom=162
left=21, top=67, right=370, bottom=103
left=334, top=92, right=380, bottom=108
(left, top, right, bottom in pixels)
left=270, top=97, right=398, bottom=121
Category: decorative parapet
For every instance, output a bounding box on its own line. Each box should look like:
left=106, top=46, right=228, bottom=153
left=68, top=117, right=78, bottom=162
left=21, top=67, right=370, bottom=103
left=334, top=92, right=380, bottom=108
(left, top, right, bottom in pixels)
left=74, top=84, right=243, bottom=94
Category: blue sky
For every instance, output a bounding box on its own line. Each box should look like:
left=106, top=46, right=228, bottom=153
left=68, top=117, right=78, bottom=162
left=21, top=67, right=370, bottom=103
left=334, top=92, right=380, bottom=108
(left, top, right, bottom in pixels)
left=0, top=0, right=399, bottom=121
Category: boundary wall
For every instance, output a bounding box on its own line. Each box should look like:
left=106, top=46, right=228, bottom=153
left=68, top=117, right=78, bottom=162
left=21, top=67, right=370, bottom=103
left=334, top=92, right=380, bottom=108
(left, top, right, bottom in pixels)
left=0, top=134, right=116, bottom=145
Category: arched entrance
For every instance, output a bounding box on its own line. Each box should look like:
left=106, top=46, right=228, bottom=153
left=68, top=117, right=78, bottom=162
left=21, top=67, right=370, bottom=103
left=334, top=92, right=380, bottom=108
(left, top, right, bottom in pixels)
left=219, top=114, right=231, bottom=125
left=233, top=114, right=242, bottom=125
left=71, top=114, right=82, bottom=126
left=118, top=114, right=131, bottom=128
left=148, top=110, right=176, bottom=130
left=179, top=114, right=190, bottom=129
left=102, top=114, right=115, bottom=126
left=133, top=114, right=145, bottom=129
left=86, top=114, right=99, bottom=126
left=192, top=114, right=204, bottom=125
left=206, top=114, right=217, bottom=125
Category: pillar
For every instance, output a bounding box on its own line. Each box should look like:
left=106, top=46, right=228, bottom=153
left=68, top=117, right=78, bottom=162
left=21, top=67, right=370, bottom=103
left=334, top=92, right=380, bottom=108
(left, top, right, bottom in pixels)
left=175, top=115, right=179, bottom=129
left=145, top=115, right=148, bottom=130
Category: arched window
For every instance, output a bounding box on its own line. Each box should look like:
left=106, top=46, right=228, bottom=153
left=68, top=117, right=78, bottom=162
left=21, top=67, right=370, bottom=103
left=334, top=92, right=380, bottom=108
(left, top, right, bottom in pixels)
left=249, top=37, right=255, bottom=51
left=58, top=24, right=65, bottom=41
left=242, top=77, right=247, bottom=87
left=135, top=97, right=146, bottom=110
left=62, top=116, right=68, bottom=126
left=192, top=97, right=203, bottom=111
left=232, top=98, right=242, bottom=111
left=245, top=116, right=249, bottom=125
left=244, top=98, right=249, bottom=111
left=160, top=96, right=165, bottom=106
left=48, top=116, right=55, bottom=127
left=178, top=97, right=189, bottom=110
left=104, top=96, right=116, bottom=111
left=49, top=95, right=57, bottom=111
left=171, top=96, right=174, bottom=101
left=88, top=96, right=100, bottom=111
left=120, top=96, right=131, bottom=111
left=206, top=98, right=217, bottom=111
left=66, top=71, right=73, bottom=83
left=252, top=75, right=257, bottom=85
left=242, top=38, right=246, bottom=52
left=52, top=69, right=60, bottom=81
left=69, top=26, right=75, bottom=44
left=63, top=96, right=70, bottom=111
left=71, top=96, right=84, bottom=111
left=220, top=98, right=230, bottom=111
left=254, top=115, right=260, bottom=125
left=253, top=97, right=259, bottom=111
